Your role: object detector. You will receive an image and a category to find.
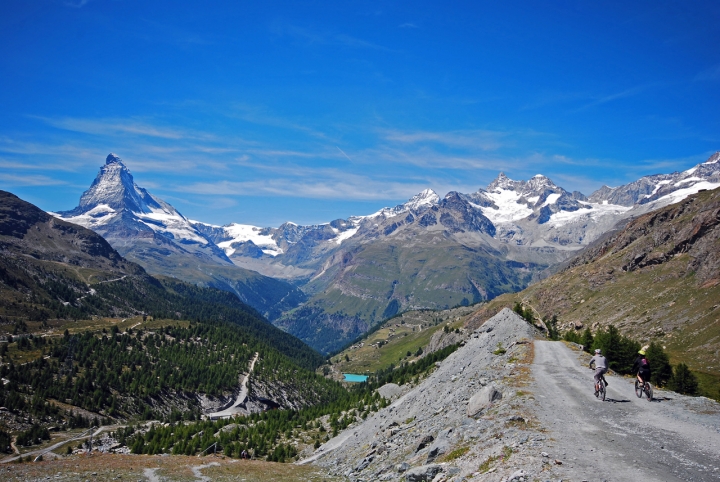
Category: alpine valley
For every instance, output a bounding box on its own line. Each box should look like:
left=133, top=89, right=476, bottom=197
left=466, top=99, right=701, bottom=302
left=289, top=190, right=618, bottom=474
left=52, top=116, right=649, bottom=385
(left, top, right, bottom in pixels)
left=56, top=153, right=720, bottom=354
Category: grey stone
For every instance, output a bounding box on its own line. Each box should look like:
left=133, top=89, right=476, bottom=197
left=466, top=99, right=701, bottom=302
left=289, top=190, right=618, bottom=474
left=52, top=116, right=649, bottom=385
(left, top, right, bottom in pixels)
left=378, top=383, right=403, bottom=401
left=426, top=439, right=449, bottom=463
left=355, top=455, right=374, bottom=472
left=466, top=384, right=502, bottom=417
left=508, top=469, right=528, bottom=481
left=405, top=464, right=444, bottom=482
left=397, top=462, right=410, bottom=473
left=415, top=434, right=434, bottom=452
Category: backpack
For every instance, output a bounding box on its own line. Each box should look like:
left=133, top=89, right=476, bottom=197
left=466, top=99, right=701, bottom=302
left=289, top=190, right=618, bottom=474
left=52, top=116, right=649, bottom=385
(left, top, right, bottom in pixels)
left=640, top=358, right=648, bottom=367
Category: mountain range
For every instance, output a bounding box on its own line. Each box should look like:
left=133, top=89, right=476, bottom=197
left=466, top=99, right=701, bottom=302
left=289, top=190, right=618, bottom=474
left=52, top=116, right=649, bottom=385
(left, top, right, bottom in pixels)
left=55, top=152, right=720, bottom=353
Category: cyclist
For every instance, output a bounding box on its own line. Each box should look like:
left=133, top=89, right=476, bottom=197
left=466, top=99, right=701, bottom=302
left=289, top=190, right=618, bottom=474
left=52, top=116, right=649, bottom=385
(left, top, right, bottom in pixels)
left=633, top=349, right=651, bottom=387
left=588, top=348, right=609, bottom=396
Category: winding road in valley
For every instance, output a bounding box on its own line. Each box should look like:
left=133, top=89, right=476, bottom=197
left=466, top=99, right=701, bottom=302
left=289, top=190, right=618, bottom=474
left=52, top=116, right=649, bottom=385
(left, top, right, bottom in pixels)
left=532, top=340, right=720, bottom=481
left=206, top=352, right=259, bottom=419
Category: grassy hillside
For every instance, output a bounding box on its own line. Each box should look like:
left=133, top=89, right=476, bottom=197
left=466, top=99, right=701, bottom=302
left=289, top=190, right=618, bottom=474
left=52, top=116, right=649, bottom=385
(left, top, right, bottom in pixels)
left=466, top=187, right=720, bottom=398
left=325, top=305, right=476, bottom=378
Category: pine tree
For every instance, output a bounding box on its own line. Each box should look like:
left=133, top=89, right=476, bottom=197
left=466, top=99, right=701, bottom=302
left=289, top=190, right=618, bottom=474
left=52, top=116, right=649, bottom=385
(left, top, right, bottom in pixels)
left=669, top=363, right=698, bottom=395
left=580, top=328, right=594, bottom=353
left=646, top=342, right=673, bottom=387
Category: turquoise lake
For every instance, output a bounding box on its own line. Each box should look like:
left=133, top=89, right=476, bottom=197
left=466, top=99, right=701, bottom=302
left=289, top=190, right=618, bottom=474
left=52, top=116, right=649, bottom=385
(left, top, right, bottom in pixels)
left=343, top=373, right=368, bottom=382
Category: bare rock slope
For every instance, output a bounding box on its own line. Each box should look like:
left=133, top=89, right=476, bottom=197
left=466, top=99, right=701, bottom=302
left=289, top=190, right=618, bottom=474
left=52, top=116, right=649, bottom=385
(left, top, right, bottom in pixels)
left=302, top=308, right=549, bottom=481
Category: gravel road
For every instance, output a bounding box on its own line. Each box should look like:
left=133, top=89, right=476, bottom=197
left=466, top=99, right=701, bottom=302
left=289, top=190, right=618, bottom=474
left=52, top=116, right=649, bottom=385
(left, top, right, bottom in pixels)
left=532, top=340, right=720, bottom=481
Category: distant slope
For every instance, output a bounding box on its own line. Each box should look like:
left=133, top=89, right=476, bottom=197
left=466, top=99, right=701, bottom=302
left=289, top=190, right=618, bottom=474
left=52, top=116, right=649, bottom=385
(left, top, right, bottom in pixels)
left=466, top=186, right=720, bottom=381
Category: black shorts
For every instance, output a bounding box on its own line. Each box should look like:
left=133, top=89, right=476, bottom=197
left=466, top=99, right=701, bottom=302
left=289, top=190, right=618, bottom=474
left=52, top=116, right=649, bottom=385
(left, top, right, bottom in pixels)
left=638, top=370, right=650, bottom=382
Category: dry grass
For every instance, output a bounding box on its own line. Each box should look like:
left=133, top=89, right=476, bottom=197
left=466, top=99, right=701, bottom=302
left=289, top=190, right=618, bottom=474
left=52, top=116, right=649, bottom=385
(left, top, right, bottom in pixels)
left=1, top=453, right=344, bottom=481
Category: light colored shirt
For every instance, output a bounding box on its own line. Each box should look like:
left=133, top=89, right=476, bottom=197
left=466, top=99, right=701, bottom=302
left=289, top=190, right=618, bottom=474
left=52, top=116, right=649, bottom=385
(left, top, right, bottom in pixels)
left=589, top=354, right=608, bottom=370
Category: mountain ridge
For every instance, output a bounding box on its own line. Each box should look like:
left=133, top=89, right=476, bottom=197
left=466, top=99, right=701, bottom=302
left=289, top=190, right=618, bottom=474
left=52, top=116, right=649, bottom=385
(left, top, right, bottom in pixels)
left=53, top=152, right=720, bottom=353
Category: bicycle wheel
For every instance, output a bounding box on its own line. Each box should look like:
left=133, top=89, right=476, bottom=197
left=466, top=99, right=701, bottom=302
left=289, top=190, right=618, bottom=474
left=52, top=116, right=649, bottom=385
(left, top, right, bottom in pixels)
left=599, top=383, right=606, bottom=401
left=635, top=380, right=643, bottom=398
left=645, top=383, right=653, bottom=401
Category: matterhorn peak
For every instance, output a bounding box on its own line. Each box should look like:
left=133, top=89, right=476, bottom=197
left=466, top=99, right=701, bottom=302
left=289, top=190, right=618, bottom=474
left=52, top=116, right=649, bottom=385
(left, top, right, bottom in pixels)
left=59, top=152, right=169, bottom=216
left=106, top=153, right=123, bottom=165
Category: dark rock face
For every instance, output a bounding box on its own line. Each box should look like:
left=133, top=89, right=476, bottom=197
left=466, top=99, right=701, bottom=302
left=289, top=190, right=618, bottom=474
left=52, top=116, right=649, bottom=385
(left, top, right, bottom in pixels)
left=404, top=464, right=443, bottom=482
left=418, top=212, right=437, bottom=227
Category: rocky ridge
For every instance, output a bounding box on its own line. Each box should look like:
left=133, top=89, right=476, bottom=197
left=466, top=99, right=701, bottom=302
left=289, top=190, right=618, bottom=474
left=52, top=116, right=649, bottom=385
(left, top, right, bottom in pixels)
left=303, top=309, right=555, bottom=481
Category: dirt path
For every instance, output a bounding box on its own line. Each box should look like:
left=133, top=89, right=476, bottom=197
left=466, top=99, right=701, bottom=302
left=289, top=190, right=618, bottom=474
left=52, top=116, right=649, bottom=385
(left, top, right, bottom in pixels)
left=206, top=352, right=259, bottom=419
left=532, top=340, right=720, bottom=481
left=1, top=426, right=114, bottom=464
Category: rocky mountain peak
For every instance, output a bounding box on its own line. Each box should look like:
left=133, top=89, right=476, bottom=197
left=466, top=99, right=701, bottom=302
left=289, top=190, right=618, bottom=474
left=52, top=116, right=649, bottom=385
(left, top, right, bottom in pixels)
left=487, top=172, right=515, bottom=191
left=106, top=153, right=122, bottom=165
left=405, top=188, right=439, bottom=210
left=71, top=153, right=160, bottom=215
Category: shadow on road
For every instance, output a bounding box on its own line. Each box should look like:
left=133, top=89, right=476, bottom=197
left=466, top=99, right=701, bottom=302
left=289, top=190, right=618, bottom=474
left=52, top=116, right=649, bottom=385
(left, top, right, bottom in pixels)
left=603, top=398, right=631, bottom=403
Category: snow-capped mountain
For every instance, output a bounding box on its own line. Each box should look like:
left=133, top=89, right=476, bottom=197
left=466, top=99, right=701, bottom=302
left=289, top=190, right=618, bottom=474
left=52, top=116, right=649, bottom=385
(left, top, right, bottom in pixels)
left=588, top=151, right=720, bottom=206
left=54, top=154, right=306, bottom=318
left=362, top=188, right=440, bottom=220
left=59, top=154, right=216, bottom=252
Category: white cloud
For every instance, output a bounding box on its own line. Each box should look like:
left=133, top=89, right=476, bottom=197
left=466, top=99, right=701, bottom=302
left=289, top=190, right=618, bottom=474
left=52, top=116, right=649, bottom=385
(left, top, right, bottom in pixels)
left=0, top=173, right=67, bottom=186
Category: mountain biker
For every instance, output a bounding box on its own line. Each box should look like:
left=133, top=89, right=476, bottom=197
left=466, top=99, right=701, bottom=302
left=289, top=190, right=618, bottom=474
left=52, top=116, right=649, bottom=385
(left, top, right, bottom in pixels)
left=588, top=348, right=609, bottom=396
left=633, top=349, right=651, bottom=387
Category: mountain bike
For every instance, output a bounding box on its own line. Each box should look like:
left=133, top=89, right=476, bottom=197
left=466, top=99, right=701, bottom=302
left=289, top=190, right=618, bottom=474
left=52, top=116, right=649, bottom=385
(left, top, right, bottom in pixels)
left=590, top=368, right=607, bottom=401
left=594, top=375, right=606, bottom=401
left=635, top=378, right=653, bottom=401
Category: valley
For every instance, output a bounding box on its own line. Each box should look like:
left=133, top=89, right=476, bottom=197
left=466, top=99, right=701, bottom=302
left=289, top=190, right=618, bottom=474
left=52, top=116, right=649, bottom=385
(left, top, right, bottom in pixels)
left=2, top=158, right=720, bottom=480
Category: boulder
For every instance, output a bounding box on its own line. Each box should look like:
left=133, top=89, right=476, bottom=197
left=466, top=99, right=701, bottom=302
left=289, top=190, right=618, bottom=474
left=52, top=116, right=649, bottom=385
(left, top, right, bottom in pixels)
left=378, top=383, right=403, bottom=400
left=405, top=464, right=444, bottom=482
left=425, top=439, right=449, bottom=463
left=466, top=384, right=502, bottom=417
left=415, top=435, right=434, bottom=452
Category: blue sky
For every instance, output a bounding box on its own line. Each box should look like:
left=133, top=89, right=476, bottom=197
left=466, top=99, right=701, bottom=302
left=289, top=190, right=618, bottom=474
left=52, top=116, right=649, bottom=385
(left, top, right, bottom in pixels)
left=1, top=1, right=719, bottom=226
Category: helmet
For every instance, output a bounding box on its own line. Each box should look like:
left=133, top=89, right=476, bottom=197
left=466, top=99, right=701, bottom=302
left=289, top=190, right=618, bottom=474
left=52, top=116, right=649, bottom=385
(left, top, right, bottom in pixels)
left=638, top=350, right=646, bottom=355
left=594, top=349, right=601, bottom=354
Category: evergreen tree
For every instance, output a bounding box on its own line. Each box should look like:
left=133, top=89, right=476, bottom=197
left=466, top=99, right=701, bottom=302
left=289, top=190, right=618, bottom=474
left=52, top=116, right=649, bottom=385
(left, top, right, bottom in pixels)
left=592, top=325, right=639, bottom=374
left=646, top=342, right=673, bottom=387
left=546, top=315, right=560, bottom=341
left=563, top=330, right=581, bottom=344
left=669, top=363, right=698, bottom=395
left=580, top=328, right=594, bottom=353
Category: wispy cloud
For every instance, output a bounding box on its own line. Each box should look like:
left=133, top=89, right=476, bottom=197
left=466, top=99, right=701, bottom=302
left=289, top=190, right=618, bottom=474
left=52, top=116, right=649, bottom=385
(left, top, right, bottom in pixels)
left=399, top=22, right=419, bottom=29
left=694, top=64, right=720, bottom=82
left=32, top=116, right=200, bottom=140
left=382, top=129, right=507, bottom=151
left=334, top=34, right=395, bottom=52
left=0, top=173, right=67, bottom=186
left=575, top=84, right=655, bottom=111
left=279, top=24, right=396, bottom=52
left=63, top=0, right=92, bottom=8
left=181, top=177, right=435, bottom=201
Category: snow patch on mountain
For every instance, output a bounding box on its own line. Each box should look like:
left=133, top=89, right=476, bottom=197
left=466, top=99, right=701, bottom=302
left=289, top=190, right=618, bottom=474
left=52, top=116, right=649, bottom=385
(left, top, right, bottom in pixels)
left=216, top=224, right=283, bottom=257
left=332, top=227, right=359, bottom=245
